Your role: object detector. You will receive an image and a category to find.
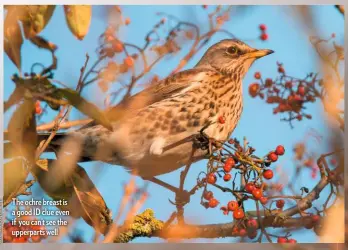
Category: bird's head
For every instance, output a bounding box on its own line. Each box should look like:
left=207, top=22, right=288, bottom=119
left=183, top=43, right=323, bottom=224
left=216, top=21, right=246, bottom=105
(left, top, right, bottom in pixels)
left=195, top=39, right=274, bottom=79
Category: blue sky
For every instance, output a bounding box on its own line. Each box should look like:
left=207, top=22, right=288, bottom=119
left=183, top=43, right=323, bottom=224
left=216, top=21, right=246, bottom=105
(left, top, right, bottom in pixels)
left=3, top=5, right=344, bottom=243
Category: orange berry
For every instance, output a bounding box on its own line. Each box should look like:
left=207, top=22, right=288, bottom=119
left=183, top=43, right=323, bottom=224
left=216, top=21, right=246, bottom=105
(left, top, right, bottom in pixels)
left=227, top=201, right=239, bottom=211
left=203, top=190, right=213, bottom=200
left=208, top=198, right=219, bottom=208
left=254, top=72, right=261, bottom=79
left=124, top=56, right=134, bottom=67
left=233, top=208, right=245, bottom=219
left=248, top=83, right=260, bottom=97
left=112, top=41, right=124, bottom=53
left=223, top=173, right=231, bottom=182
left=276, top=199, right=285, bottom=208
left=263, top=169, right=273, bottom=180
left=35, top=106, right=42, bottom=115
left=252, top=188, right=263, bottom=200
left=245, top=183, right=255, bottom=193
left=206, top=173, right=217, bottom=184
left=259, top=196, right=268, bottom=205
left=268, top=152, right=278, bottom=162
left=125, top=17, right=131, bottom=25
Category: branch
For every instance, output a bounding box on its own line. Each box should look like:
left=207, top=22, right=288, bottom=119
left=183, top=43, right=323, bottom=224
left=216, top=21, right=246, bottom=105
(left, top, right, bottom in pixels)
left=113, top=209, right=322, bottom=242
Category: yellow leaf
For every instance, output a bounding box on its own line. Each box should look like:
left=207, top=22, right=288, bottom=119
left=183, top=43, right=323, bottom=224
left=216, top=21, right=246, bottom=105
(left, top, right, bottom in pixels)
left=4, top=8, right=23, bottom=70
left=64, top=5, right=92, bottom=40
left=21, top=5, right=56, bottom=39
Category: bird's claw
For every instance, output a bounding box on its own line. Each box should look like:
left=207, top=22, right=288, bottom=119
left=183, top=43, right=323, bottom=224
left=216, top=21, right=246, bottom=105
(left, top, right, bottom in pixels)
left=169, top=190, right=191, bottom=206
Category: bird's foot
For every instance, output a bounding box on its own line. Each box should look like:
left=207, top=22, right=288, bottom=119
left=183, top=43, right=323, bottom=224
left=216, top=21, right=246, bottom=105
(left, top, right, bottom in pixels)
left=169, top=189, right=191, bottom=207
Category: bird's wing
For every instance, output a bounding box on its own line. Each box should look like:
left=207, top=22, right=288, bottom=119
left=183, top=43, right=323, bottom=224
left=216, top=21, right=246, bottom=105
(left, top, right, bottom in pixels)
left=80, top=68, right=215, bottom=129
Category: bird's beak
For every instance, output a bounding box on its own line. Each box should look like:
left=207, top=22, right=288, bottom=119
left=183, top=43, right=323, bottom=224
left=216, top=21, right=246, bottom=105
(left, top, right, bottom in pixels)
left=246, top=49, right=274, bottom=59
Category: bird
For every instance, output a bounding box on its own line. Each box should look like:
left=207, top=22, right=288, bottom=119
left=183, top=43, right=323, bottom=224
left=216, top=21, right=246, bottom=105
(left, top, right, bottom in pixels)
left=5, top=39, right=273, bottom=199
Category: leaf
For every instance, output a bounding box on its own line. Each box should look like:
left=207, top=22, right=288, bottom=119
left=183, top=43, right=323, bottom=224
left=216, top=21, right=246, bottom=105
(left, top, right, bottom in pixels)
left=21, top=5, right=56, bottom=39
left=3, top=159, right=30, bottom=204
left=64, top=5, right=92, bottom=40
left=4, top=86, right=25, bottom=113
left=7, top=98, right=37, bottom=163
left=58, top=88, right=113, bottom=131
left=30, top=35, right=58, bottom=52
left=35, top=161, right=112, bottom=234
left=4, top=8, right=23, bottom=70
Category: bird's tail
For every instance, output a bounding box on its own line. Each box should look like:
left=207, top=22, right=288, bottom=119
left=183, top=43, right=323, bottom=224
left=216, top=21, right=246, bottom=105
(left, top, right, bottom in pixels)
left=4, top=132, right=66, bottom=159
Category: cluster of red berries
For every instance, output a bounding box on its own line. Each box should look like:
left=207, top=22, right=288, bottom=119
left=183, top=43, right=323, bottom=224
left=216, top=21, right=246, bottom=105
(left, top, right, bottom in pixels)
left=3, top=219, right=48, bottom=243
left=249, top=65, right=319, bottom=124
left=259, top=24, right=268, bottom=41
left=35, top=100, right=42, bottom=115
left=267, top=145, right=285, bottom=163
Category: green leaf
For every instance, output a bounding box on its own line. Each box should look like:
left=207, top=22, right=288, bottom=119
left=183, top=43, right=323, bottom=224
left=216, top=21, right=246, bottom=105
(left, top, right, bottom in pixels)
left=58, top=88, right=113, bottom=131
left=4, top=8, right=23, bottom=70
left=64, top=5, right=92, bottom=40
left=7, top=98, right=37, bottom=163
left=3, top=158, right=30, bottom=203
left=21, top=5, right=56, bottom=39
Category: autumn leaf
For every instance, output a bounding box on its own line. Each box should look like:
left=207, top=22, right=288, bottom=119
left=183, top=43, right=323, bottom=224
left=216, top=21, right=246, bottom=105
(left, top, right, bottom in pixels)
left=7, top=98, right=37, bottom=163
left=3, top=158, right=30, bottom=204
left=64, top=5, right=92, bottom=40
left=58, top=88, right=113, bottom=131
left=4, top=7, right=23, bottom=70
left=30, top=35, right=58, bottom=52
left=35, top=160, right=112, bottom=234
left=21, top=5, right=56, bottom=39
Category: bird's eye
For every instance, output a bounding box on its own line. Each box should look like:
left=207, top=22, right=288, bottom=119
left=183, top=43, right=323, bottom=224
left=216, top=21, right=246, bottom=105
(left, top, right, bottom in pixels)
left=227, top=46, right=239, bottom=55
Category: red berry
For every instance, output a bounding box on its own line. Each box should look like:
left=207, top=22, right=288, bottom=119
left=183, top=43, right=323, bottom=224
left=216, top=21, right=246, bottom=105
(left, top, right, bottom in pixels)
left=276, top=199, right=285, bottom=208
left=206, top=173, right=217, bottom=184
left=35, top=106, right=42, bottom=115
left=223, top=173, right=231, bottom=182
left=239, top=228, right=247, bottom=237
left=285, top=81, right=292, bottom=88
left=311, top=214, right=320, bottom=223
left=254, top=72, right=261, bottom=79
left=275, top=145, right=285, bottom=156
left=249, top=83, right=260, bottom=98
left=112, top=41, right=124, bottom=53
left=252, top=188, right=263, bottom=200
left=288, top=239, right=297, bottom=243
left=124, top=17, right=131, bottom=25
left=297, top=86, right=306, bottom=96
left=227, top=201, right=239, bottom=211
left=233, top=208, right=245, bottom=219
left=278, top=67, right=285, bottom=73
left=218, top=116, right=225, bottom=124
left=259, top=24, right=267, bottom=31
left=245, top=183, right=255, bottom=193
left=265, top=78, right=273, bottom=87
left=277, top=237, right=287, bottom=243
left=268, top=152, right=278, bottom=162
left=260, top=33, right=268, bottom=41
left=203, top=191, right=213, bottom=200
left=208, top=198, right=219, bottom=208
left=259, top=196, right=268, bottom=205
left=246, top=219, right=258, bottom=229
left=124, top=56, right=134, bottom=67
left=223, top=158, right=235, bottom=172
left=262, top=169, right=273, bottom=180
left=202, top=5, right=208, bottom=9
